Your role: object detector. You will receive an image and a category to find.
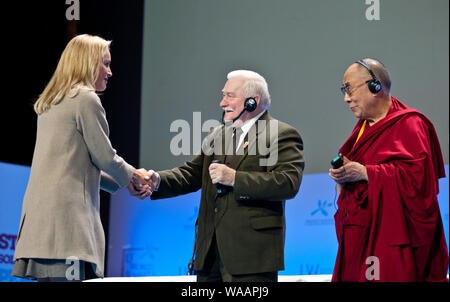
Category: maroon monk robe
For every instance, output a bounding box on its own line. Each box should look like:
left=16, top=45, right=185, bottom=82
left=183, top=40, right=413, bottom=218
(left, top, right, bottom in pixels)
left=332, top=97, right=448, bottom=282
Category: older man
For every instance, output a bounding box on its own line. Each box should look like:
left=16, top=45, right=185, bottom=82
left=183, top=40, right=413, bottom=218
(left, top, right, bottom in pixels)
left=329, top=58, right=448, bottom=282
left=132, top=70, right=304, bottom=282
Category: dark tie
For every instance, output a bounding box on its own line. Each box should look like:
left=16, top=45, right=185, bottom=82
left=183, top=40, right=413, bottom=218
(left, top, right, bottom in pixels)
left=233, top=127, right=243, bottom=154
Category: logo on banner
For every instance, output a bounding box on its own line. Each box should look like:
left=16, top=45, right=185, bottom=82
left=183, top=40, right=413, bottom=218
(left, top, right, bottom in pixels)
left=122, top=247, right=155, bottom=277
left=0, top=234, right=17, bottom=265
left=305, top=200, right=335, bottom=226
left=310, top=200, right=333, bottom=216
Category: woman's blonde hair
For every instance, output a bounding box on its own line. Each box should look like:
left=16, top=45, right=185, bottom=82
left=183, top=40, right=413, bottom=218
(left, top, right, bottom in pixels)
left=34, top=34, right=111, bottom=115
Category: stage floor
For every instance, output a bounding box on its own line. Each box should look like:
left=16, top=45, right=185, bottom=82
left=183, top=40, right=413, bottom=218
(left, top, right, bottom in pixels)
left=85, top=274, right=332, bottom=282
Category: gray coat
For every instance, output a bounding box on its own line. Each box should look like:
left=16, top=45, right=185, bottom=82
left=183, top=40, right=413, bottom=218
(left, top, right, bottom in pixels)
left=14, top=87, right=134, bottom=277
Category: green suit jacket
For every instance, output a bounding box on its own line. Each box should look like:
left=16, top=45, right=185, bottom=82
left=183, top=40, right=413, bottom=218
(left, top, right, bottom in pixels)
left=151, top=111, right=304, bottom=274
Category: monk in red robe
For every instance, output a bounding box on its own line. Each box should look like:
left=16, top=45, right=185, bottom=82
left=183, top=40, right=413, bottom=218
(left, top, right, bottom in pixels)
left=329, top=58, right=448, bottom=282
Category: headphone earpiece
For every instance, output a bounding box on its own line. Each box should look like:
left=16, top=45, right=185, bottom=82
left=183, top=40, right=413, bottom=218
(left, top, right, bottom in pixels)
left=225, top=97, right=258, bottom=124
left=244, top=97, right=257, bottom=112
left=356, top=59, right=382, bottom=94
left=368, top=79, right=382, bottom=93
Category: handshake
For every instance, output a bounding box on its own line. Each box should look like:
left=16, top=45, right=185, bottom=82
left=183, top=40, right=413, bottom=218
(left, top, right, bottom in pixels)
left=126, top=163, right=237, bottom=200
left=127, top=168, right=160, bottom=200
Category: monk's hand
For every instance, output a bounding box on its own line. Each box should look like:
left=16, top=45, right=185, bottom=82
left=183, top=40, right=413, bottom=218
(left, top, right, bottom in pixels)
left=329, top=156, right=368, bottom=184
left=209, top=163, right=236, bottom=186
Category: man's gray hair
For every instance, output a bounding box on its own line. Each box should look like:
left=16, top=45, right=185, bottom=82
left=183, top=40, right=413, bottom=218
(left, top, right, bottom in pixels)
left=227, top=70, right=271, bottom=109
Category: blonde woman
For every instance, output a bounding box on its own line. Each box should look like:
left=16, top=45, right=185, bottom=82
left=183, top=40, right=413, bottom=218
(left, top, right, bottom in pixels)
left=11, top=34, right=150, bottom=282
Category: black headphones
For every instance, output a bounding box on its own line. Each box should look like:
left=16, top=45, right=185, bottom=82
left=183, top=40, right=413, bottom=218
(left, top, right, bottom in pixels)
left=231, top=97, right=257, bottom=123
left=356, top=59, right=382, bottom=94
left=222, top=97, right=258, bottom=124
left=244, top=97, right=257, bottom=112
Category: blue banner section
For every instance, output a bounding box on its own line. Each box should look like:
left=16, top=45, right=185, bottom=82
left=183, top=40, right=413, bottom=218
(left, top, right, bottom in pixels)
left=0, top=162, right=31, bottom=282
left=0, top=162, right=448, bottom=280
left=107, top=165, right=449, bottom=277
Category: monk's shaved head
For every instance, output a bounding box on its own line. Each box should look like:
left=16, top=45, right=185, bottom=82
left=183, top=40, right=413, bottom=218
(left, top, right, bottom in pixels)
left=353, top=58, right=391, bottom=94
left=342, top=58, right=393, bottom=124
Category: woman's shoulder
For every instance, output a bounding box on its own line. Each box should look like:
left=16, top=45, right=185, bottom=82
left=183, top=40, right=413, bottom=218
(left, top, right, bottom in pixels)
left=68, top=85, right=97, bottom=99
left=67, top=86, right=103, bottom=115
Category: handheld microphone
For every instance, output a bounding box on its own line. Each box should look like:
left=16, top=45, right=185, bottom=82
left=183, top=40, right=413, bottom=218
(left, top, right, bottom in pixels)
left=211, top=160, right=228, bottom=196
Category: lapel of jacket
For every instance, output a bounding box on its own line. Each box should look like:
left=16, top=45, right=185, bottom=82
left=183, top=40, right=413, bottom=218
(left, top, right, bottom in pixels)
left=226, top=111, right=271, bottom=170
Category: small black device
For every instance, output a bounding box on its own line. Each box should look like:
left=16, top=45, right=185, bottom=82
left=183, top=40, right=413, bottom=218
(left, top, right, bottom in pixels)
left=211, top=160, right=228, bottom=196
left=222, top=97, right=257, bottom=124
left=331, top=154, right=344, bottom=169
left=243, top=97, right=257, bottom=112
left=356, top=59, right=382, bottom=94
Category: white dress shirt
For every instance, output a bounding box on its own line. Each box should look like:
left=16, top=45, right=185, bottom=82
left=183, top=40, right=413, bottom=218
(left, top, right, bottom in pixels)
left=235, top=109, right=266, bottom=151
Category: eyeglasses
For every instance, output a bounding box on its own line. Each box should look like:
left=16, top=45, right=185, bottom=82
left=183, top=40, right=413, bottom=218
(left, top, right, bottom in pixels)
left=340, top=80, right=371, bottom=96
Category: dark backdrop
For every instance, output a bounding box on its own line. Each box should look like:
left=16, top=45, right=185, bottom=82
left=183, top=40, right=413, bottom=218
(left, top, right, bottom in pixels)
left=0, top=1, right=144, bottom=275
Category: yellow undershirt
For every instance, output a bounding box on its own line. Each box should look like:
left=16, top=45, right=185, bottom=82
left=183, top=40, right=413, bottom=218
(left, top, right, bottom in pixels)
left=354, top=120, right=367, bottom=147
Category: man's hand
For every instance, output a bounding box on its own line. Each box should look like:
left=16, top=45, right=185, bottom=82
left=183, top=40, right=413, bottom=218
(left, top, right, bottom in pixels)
left=128, top=169, right=161, bottom=200
left=146, top=170, right=161, bottom=191
left=209, top=163, right=236, bottom=186
left=329, top=156, right=368, bottom=184
left=127, top=182, right=151, bottom=200
left=132, top=168, right=151, bottom=188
